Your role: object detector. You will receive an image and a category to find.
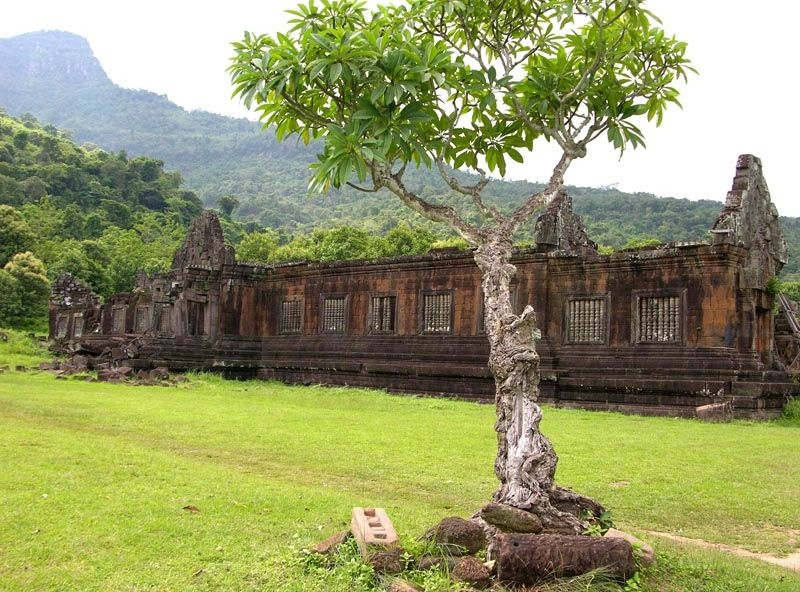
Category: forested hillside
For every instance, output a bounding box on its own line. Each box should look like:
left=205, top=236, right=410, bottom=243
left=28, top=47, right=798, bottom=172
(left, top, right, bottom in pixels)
left=1, top=30, right=798, bottom=284
left=0, top=111, right=465, bottom=326
left=0, top=111, right=206, bottom=328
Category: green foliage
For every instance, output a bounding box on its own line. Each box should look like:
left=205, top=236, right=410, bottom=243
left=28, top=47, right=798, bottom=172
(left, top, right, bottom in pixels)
left=431, top=237, right=470, bottom=251
left=0, top=269, right=22, bottom=328
left=97, top=217, right=184, bottom=295
left=379, top=222, right=437, bottom=257
left=583, top=509, right=615, bottom=536
left=0, top=204, right=34, bottom=265
left=293, top=538, right=376, bottom=591
left=231, top=0, right=693, bottom=246
left=597, top=244, right=615, bottom=255
left=779, top=216, right=800, bottom=280
left=0, top=111, right=214, bottom=298
left=621, top=236, right=663, bottom=251
left=766, top=276, right=781, bottom=296
left=777, top=280, right=800, bottom=302
left=574, top=191, right=721, bottom=250
left=217, top=194, right=240, bottom=217
left=312, top=227, right=379, bottom=262
left=1, top=251, right=49, bottom=330
left=237, top=222, right=443, bottom=265
left=778, top=397, right=800, bottom=426
left=0, top=328, right=50, bottom=367
left=236, top=228, right=280, bottom=264
left=8, top=31, right=800, bottom=268
left=41, top=239, right=112, bottom=297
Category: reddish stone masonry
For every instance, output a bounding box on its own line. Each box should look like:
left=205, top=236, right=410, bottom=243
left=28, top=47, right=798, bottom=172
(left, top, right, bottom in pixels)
left=50, top=155, right=800, bottom=418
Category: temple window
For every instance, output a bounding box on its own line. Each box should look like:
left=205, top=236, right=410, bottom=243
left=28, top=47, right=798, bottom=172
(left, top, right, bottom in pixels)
left=566, top=296, right=608, bottom=344
left=636, top=293, right=683, bottom=343
left=280, top=299, right=302, bottom=334
left=134, top=306, right=152, bottom=333
left=158, top=306, right=172, bottom=334
left=186, top=302, right=206, bottom=336
left=368, top=295, right=396, bottom=333
left=422, top=291, right=452, bottom=334
left=321, top=295, right=347, bottom=334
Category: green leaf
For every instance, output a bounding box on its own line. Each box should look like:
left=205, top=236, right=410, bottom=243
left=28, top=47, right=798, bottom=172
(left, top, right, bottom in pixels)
left=329, top=62, right=343, bottom=83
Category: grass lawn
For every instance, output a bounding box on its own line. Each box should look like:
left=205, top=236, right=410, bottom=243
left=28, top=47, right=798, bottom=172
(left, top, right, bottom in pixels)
left=1, top=332, right=799, bottom=591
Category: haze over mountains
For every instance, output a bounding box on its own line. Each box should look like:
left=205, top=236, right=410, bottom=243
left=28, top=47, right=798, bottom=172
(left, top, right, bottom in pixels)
left=1, top=29, right=798, bottom=276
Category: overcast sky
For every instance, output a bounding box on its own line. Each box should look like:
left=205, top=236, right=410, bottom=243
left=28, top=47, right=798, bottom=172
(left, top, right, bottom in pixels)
left=2, top=0, right=796, bottom=216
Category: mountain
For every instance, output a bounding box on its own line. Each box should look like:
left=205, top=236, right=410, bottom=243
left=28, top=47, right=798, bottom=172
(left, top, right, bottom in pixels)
left=0, top=31, right=315, bottom=218
left=2, top=30, right=799, bottom=278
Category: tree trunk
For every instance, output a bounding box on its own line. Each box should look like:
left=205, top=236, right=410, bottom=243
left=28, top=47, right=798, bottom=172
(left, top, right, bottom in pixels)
left=493, top=533, right=636, bottom=584
left=474, top=239, right=601, bottom=534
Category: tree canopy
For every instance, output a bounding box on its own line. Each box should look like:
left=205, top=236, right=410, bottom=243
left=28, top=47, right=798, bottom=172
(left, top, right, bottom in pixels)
left=230, top=0, right=693, bottom=244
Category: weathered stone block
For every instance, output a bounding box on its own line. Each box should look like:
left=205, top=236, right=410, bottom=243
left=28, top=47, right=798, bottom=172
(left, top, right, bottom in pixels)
left=386, top=578, right=422, bottom=592
left=604, top=528, right=655, bottom=567
left=424, top=516, right=487, bottom=556
left=696, top=401, right=732, bottom=422
left=307, top=530, right=351, bottom=556
left=368, top=547, right=404, bottom=574
left=452, top=556, right=492, bottom=589
left=151, top=366, right=170, bottom=379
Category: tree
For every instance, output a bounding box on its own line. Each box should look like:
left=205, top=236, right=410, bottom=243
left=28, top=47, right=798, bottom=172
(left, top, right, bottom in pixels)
left=0, top=205, right=35, bottom=265
left=237, top=228, right=280, bottom=263
left=217, top=194, right=241, bottom=218
left=313, top=226, right=379, bottom=261
left=3, top=251, right=49, bottom=329
left=230, top=0, right=691, bottom=532
left=0, top=269, right=22, bottom=328
left=379, top=222, right=436, bottom=257
left=42, top=239, right=112, bottom=297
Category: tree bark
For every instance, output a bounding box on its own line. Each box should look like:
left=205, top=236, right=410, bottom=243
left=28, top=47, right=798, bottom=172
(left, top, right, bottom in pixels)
left=474, top=239, right=600, bottom=534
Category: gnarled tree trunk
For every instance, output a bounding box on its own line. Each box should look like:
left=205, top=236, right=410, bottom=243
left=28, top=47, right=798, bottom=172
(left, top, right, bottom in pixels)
left=474, top=238, right=602, bottom=534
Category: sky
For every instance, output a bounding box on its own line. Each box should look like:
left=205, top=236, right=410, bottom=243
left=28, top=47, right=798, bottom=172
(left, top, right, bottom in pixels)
left=1, top=0, right=797, bottom=216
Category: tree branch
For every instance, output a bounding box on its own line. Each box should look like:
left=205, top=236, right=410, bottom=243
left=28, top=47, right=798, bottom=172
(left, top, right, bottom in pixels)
left=507, top=151, right=574, bottom=234
left=372, top=163, right=482, bottom=244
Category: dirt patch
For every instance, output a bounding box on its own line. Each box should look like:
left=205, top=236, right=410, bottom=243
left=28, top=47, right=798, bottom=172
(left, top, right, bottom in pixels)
left=644, top=531, right=800, bottom=571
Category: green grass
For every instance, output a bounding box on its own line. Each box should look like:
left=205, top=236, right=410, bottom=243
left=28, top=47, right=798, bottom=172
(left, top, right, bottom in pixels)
left=0, top=329, right=50, bottom=369
left=1, top=339, right=799, bottom=591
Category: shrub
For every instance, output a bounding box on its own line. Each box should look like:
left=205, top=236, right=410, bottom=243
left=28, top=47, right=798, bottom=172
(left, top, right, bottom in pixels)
left=779, top=397, right=800, bottom=427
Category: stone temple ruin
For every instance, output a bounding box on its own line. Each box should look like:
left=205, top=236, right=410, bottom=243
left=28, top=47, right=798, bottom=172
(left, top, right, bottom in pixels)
left=50, top=155, right=800, bottom=418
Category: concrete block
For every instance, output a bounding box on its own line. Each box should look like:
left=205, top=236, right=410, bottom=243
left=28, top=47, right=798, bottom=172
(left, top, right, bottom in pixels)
left=351, top=507, right=399, bottom=558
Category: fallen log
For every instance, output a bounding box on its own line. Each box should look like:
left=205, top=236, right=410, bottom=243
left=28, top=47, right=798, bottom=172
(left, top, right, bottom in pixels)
left=493, top=533, right=635, bottom=585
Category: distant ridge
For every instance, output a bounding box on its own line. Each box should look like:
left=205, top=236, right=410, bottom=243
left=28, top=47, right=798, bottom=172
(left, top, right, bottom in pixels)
left=0, top=30, right=110, bottom=85
left=0, top=30, right=293, bottom=207
left=2, top=30, right=799, bottom=278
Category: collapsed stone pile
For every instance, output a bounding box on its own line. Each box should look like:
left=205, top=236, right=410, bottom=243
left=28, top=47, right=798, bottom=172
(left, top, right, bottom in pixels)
left=308, top=505, right=654, bottom=590
left=38, top=357, right=184, bottom=386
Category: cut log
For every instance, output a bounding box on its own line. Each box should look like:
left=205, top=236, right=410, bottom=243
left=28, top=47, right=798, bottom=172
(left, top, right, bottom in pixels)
left=493, top=533, right=635, bottom=585
left=479, top=502, right=543, bottom=534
